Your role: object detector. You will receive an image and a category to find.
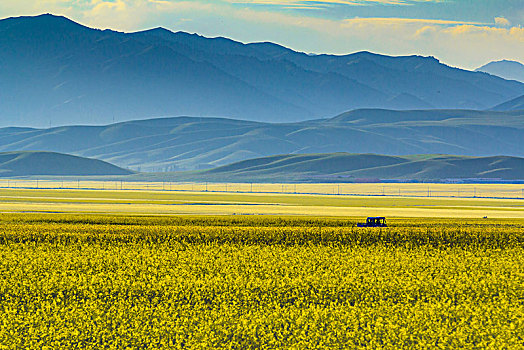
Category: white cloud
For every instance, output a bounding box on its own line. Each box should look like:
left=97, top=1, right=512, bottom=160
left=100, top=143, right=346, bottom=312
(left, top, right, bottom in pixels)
left=233, top=11, right=524, bottom=68
left=494, top=16, right=511, bottom=27
left=342, top=17, right=483, bottom=25
left=227, top=0, right=443, bottom=7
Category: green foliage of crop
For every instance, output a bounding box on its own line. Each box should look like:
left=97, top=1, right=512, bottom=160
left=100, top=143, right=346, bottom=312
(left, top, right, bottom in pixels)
left=0, top=214, right=523, bottom=348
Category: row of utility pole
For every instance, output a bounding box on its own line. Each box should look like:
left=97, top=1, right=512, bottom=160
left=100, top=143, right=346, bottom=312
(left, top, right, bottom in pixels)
left=0, top=180, right=523, bottom=199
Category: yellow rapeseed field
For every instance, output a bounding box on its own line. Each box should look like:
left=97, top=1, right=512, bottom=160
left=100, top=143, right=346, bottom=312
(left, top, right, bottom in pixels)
left=0, top=214, right=522, bottom=348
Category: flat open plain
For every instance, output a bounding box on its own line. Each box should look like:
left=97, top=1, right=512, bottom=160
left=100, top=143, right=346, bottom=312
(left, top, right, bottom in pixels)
left=0, top=184, right=523, bottom=218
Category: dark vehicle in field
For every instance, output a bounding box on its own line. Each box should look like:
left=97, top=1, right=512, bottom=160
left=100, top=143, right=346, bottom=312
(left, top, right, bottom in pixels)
left=357, top=217, right=387, bottom=227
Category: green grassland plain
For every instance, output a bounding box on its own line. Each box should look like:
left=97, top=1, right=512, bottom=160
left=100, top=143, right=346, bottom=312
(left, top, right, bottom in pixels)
left=0, top=186, right=523, bottom=348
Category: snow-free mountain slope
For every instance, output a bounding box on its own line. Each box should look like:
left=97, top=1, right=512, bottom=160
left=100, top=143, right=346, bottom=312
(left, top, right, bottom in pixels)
left=196, top=153, right=524, bottom=181
left=0, top=151, right=132, bottom=177
left=0, top=110, right=522, bottom=171
left=476, top=60, right=524, bottom=83
left=1, top=14, right=524, bottom=126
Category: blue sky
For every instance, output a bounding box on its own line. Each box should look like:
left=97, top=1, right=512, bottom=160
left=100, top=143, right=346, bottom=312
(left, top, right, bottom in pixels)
left=1, top=0, right=523, bottom=69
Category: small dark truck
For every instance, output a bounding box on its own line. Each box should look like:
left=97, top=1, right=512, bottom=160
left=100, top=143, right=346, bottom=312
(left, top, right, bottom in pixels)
left=357, top=217, right=387, bottom=228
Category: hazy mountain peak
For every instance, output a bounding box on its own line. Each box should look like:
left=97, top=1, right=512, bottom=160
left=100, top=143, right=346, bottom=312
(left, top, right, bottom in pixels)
left=347, top=51, right=439, bottom=62
left=150, top=26, right=172, bottom=33
left=476, top=60, right=524, bottom=83
left=1, top=13, right=90, bottom=31
left=479, top=59, right=524, bottom=69
left=246, top=41, right=294, bottom=58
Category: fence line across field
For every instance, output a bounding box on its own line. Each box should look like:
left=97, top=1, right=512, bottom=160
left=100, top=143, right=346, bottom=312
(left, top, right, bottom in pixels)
left=0, top=180, right=523, bottom=200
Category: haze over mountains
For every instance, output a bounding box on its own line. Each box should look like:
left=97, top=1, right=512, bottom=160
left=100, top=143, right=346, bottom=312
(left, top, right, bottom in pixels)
left=476, top=60, right=524, bottom=83
left=1, top=14, right=523, bottom=181
left=3, top=150, right=524, bottom=182
left=0, top=109, right=523, bottom=172
left=195, top=153, right=524, bottom=182
left=1, top=14, right=524, bottom=127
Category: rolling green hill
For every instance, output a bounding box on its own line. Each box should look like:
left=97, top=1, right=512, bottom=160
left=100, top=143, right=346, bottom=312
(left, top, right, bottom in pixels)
left=0, top=151, right=133, bottom=177
left=180, top=153, right=524, bottom=182
left=1, top=151, right=522, bottom=182
left=0, top=109, right=522, bottom=172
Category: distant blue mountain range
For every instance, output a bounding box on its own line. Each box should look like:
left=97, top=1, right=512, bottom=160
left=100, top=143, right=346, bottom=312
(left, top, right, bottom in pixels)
left=1, top=14, right=524, bottom=127
left=476, top=60, right=524, bottom=83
